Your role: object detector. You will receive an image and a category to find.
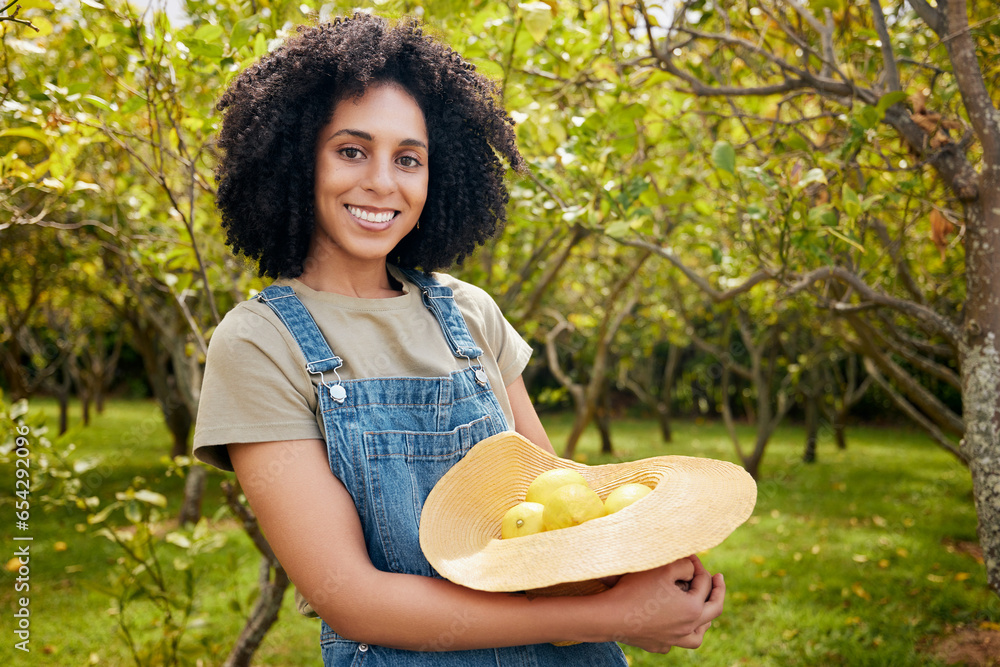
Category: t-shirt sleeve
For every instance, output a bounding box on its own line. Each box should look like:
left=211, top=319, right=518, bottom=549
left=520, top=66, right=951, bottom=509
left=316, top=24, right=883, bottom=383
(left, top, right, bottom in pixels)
left=193, top=304, right=323, bottom=471
left=462, top=281, right=533, bottom=387
left=492, top=306, right=533, bottom=387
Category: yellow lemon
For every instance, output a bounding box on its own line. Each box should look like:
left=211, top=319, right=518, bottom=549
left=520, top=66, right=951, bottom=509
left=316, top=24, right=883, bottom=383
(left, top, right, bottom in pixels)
left=525, top=468, right=588, bottom=506
left=543, top=483, right=606, bottom=531
left=604, top=483, right=653, bottom=514
left=501, top=502, right=546, bottom=539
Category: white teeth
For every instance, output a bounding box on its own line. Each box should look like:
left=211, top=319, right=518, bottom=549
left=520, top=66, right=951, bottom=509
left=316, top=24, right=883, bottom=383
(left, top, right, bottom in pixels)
left=347, top=206, right=395, bottom=223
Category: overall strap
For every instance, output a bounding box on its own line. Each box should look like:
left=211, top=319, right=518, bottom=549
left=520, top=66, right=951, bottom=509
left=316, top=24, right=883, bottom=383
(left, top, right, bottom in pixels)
left=255, top=285, right=347, bottom=402
left=397, top=268, right=483, bottom=361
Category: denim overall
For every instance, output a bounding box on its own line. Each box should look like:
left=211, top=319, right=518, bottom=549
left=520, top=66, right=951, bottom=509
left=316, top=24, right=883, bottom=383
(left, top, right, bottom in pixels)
left=257, top=269, right=627, bottom=666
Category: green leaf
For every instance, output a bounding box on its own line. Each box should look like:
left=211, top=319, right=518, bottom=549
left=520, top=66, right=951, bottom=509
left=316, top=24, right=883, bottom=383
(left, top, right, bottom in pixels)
left=693, top=199, right=714, bottom=216
left=119, top=95, right=146, bottom=115
left=823, top=227, right=866, bottom=253
left=808, top=205, right=837, bottom=226
left=133, top=489, right=168, bottom=507
left=519, top=2, right=554, bottom=43
left=81, top=95, right=112, bottom=112
left=842, top=183, right=861, bottom=219
left=783, top=135, right=810, bottom=152
left=188, top=40, right=224, bottom=59
left=605, top=221, right=632, bottom=238
left=230, top=16, right=258, bottom=49
left=876, top=90, right=908, bottom=116
left=88, top=503, right=118, bottom=525
left=0, top=128, right=50, bottom=146
left=96, top=33, right=115, bottom=49
left=194, top=24, right=224, bottom=43
left=797, top=168, right=827, bottom=189
left=165, top=532, right=192, bottom=549
left=711, top=140, right=736, bottom=174
left=124, top=500, right=142, bottom=524
left=857, top=105, right=881, bottom=129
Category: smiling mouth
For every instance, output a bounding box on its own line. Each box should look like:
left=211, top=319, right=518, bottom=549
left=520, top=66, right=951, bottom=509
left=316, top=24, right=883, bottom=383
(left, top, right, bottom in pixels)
left=346, top=205, right=399, bottom=224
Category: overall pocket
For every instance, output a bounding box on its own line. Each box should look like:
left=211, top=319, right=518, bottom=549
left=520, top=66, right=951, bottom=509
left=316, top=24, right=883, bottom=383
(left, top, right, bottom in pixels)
left=363, top=414, right=495, bottom=575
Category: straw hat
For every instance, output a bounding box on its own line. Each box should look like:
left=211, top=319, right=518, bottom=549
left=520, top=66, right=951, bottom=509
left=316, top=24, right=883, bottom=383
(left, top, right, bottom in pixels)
left=420, top=431, right=757, bottom=593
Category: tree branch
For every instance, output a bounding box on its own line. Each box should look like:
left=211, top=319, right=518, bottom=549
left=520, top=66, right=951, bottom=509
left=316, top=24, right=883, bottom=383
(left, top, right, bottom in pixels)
left=0, top=1, right=37, bottom=29
left=942, top=0, right=1000, bottom=161
left=786, top=265, right=961, bottom=344
left=847, top=316, right=965, bottom=436
left=221, top=481, right=278, bottom=564
left=616, top=237, right=774, bottom=303
left=864, top=317, right=962, bottom=390
left=907, top=0, right=946, bottom=36
left=869, top=216, right=926, bottom=305
left=862, top=358, right=966, bottom=464
left=543, top=311, right=584, bottom=402
left=869, top=0, right=902, bottom=93
left=668, top=287, right=754, bottom=381
left=783, top=0, right=837, bottom=75
left=720, top=365, right=749, bottom=464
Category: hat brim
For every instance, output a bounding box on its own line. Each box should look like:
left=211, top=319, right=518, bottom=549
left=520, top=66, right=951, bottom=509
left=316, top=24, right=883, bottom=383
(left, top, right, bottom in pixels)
left=420, top=431, right=757, bottom=592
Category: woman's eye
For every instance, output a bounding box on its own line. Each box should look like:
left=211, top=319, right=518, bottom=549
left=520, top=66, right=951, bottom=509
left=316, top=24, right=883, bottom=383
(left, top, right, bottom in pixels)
left=398, top=155, right=422, bottom=168
left=340, top=147, right=362, bottom=159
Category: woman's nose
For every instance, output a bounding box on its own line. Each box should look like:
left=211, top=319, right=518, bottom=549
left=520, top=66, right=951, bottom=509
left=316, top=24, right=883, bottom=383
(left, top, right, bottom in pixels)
left=362, top=156, right=396, bottom=194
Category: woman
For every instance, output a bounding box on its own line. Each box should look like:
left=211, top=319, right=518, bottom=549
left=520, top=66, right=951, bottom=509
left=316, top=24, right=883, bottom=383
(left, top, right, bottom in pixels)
left=193, top=14, right=724, bottom=665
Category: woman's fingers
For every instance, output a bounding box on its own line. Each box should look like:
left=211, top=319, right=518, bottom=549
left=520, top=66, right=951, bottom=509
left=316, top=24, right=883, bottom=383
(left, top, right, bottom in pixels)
left=703, top=572, right=725, bottom=616
left=685, top=555, right=715, bottom=603
left=668, top=556, right=696, bottom=584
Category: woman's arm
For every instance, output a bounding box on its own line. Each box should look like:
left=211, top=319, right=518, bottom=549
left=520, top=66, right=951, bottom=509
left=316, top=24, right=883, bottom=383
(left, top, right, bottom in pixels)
left=229, top=438, right=723, bottom=653
left=506, top=375, right=556, bottom=454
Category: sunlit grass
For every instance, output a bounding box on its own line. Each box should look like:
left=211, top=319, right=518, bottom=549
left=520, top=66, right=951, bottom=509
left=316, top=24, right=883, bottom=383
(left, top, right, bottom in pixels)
left=544, top=415, right=993, bottom=666
left=1, top=400, right=994, bottom=666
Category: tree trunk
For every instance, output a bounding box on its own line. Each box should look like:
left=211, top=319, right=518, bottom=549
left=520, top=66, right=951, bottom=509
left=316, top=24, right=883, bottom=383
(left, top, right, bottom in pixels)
left=223, top=557, right=290, bottom=667
left=658, top=343, right=680, bottom=443
left=833, top=416, right=847, bottom=450
left=802, top=392, right=819, bottom=464
left=178, top=466, right=206, bottom=526
left=55, top=359, right=72, bottom=435
left=130, top=320, right=195, bottom=457
left=222, top=481, right=292, bottom=667
left=656, top=404, right=673, bottom=443
left=959, top=195, right=1000, bottom=595
left=57, top=393, right=69, bottom=436
left=562, top=404, right=592, bottom=459
left=167, top=406, right=192, bottom=459
left=596, top=387, right=613, bottom=455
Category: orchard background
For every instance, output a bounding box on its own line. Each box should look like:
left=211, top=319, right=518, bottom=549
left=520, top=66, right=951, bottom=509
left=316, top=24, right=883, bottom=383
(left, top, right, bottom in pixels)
left=2, top=0, right=999, bottom=664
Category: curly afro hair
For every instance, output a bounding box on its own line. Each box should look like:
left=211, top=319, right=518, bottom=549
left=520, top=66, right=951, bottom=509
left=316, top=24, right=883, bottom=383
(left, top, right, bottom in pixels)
left=214, top=13, right=527, bottom=279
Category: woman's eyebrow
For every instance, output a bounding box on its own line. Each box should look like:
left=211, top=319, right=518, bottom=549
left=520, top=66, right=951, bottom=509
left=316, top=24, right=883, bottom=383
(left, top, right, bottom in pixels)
left=330, top=128, right=372, bottom=142
left=329, top=128, right=427, bottom=149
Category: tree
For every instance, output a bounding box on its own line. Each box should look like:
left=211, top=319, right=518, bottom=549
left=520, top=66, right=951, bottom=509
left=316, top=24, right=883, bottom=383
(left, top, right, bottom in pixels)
left=622, top=0, right=1000, bottom=593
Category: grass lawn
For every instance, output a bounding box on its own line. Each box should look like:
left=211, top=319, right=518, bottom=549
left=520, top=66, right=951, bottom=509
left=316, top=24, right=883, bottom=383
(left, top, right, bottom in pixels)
left=1, top=399, right=997, bottom=666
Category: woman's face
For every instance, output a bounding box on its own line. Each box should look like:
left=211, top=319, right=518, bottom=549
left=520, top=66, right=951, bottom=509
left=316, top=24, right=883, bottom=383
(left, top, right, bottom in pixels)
left=310, top=83, right=429, bottom=268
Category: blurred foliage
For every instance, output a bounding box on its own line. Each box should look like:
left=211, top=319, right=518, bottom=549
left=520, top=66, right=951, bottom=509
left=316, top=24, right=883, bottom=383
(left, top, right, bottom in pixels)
left=1, top=391, right=228, bottom=665
left=2, top=0, right=987, bottom=437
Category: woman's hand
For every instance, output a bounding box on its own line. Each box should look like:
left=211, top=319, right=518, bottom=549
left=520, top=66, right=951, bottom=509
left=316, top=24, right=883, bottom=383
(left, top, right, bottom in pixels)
left=598, top=555, right=725, bottom=654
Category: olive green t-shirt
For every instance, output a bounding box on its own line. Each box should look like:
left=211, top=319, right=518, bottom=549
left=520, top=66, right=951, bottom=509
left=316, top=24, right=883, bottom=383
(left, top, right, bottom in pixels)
left=192, top=266, right=532, bottom=471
